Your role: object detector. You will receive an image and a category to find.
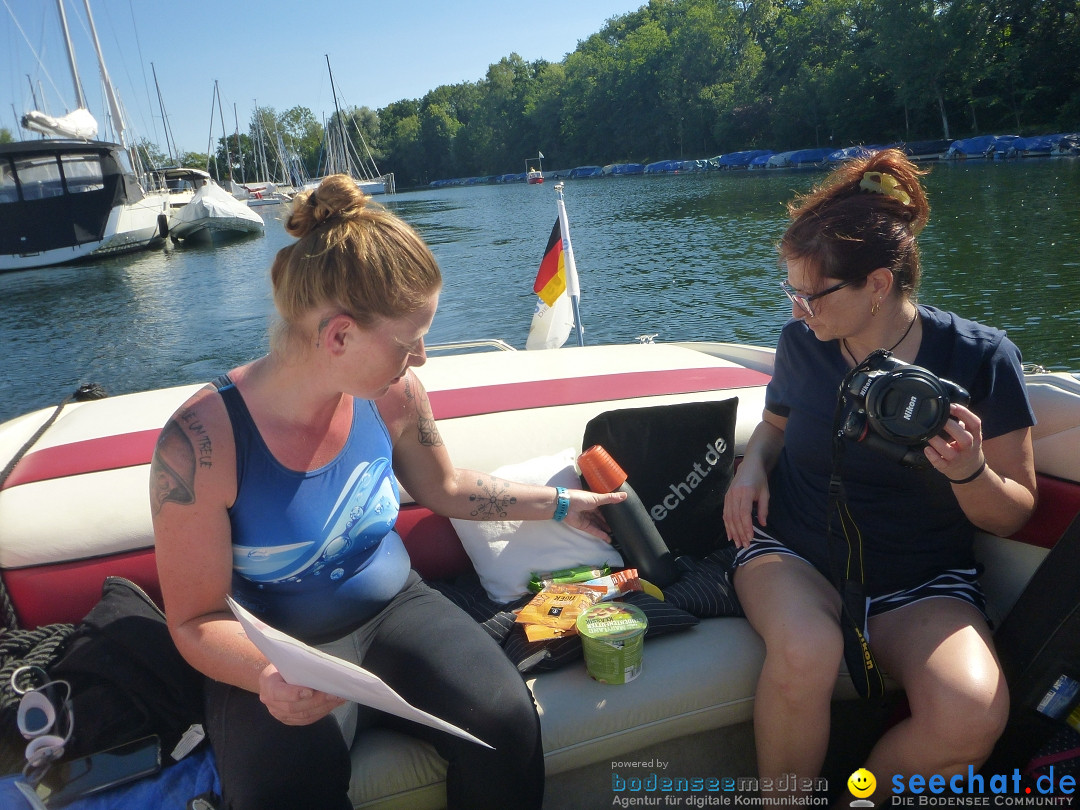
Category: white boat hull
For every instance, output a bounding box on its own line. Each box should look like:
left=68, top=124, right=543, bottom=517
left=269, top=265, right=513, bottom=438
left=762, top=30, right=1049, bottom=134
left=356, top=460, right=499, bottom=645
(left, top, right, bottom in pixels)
left=0, top=140, right=170, bottom=273
left=1, top=342, right=1077, bottom=809
left=0, top=192, right=168, bottom=272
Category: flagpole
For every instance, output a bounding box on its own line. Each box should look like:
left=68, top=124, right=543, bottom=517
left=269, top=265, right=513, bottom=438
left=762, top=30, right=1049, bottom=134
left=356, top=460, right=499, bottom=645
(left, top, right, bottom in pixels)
left=554, top=183, right=585, bottom=347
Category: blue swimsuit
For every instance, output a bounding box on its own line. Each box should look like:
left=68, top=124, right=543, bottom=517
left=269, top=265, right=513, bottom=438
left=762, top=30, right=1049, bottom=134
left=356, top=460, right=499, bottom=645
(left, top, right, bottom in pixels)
left=215, top=376, right=411, bottom=643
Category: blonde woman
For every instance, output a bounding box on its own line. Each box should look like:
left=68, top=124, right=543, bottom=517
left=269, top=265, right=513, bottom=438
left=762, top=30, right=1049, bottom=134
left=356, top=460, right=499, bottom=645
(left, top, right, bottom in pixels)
left=151, top=175, right=622, bottom=809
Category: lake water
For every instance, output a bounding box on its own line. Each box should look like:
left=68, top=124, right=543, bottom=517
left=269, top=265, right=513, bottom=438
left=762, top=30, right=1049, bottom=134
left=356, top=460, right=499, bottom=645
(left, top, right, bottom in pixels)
left=1, top=159, right=1077, bottom=424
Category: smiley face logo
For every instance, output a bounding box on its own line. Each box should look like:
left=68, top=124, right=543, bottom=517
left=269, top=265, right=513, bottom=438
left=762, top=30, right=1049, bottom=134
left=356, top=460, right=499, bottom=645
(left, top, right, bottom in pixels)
left=847, top=768, right=876, bottom=799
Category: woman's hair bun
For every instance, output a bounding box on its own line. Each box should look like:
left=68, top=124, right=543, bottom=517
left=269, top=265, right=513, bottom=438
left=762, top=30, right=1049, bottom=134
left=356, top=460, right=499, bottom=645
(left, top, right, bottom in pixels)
left=285, top=174, right=369, bottom=238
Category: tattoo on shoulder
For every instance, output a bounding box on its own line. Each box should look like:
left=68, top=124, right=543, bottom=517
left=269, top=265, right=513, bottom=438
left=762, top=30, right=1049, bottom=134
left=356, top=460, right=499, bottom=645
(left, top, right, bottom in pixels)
left=468, top=476, right=517, bottom=519
left=149, top=412, right=211, bottom=515
left=404, top=375, right=444, bottom=447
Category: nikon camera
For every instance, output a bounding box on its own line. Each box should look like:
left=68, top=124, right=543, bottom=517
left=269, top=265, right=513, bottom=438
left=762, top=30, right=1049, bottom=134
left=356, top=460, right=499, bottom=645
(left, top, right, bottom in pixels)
left=841, top=351, right=970, bottom=467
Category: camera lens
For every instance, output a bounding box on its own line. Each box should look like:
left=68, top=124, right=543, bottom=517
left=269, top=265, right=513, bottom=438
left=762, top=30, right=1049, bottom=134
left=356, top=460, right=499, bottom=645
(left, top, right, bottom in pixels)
left=865, top=367, right=952, bottom=444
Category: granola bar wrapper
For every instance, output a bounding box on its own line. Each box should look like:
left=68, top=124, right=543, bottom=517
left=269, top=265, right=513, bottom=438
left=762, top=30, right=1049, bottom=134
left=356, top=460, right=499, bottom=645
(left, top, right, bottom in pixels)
left=583, top=568, right=643, bottom=601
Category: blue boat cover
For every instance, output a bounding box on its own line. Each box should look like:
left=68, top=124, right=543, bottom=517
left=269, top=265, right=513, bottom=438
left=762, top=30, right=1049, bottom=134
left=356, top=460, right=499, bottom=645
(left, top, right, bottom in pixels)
left=568, top=165, right=603, bottom=178
left=717, top=150, right=772, bottom=167
left=827, top=145, right=883, bottom=163
left=644, top=160, right=681, bottom=173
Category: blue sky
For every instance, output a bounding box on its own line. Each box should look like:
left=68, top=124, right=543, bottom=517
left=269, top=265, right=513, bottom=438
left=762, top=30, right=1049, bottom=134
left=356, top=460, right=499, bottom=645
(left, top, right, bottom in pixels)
left=2, top=0, right=641, bottom=155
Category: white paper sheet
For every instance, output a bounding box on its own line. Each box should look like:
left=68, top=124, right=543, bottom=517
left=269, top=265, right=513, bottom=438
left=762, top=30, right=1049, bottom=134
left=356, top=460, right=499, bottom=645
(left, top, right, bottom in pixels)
left=227, top=596, right=491, bottom=748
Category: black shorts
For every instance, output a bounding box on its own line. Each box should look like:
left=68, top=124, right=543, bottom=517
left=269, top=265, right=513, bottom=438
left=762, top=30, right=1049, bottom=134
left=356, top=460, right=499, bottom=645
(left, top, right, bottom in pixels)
left=733, top=527, right=987, bottom=619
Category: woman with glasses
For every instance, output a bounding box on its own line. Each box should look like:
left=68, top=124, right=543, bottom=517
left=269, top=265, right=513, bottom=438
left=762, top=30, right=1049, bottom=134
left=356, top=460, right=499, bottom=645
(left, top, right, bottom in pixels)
left=723, top=150, right=1036, bottom=803
left=150, top=174, right=623, bottom=810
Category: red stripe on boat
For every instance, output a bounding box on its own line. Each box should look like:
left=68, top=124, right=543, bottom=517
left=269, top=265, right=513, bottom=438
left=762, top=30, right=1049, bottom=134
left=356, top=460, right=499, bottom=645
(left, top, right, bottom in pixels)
left=4, top=428, right=161, bottom=490
left=2, top=366, right=769, bottom=489
left=428, top=367, right=769, bottom=420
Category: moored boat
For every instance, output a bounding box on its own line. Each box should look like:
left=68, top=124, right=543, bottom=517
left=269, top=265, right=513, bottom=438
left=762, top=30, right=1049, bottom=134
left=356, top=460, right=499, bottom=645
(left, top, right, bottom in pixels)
left=157, top=167, right=264, bottom=243
left=526, top=153, right=545, bottom=184
left=0, top=139, right=169, bottom=273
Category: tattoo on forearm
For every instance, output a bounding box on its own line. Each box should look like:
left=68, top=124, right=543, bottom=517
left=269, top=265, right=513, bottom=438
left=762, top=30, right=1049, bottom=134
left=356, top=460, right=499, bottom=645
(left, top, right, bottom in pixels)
left=404, top=375, right=444, bottom=447
left=468, top=476, right=517, bottom=519
left=149, top=419, right=199, bottom=515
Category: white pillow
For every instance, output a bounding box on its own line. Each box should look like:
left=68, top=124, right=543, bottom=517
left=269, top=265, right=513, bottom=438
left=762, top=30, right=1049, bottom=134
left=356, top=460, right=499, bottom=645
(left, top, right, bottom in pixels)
left=449, top=448, right=624, bottom=604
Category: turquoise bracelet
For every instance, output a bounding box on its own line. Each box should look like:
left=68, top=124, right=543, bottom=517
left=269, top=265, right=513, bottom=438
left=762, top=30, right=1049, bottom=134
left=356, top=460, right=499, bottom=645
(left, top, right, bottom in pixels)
left=552, top=486, right=570, bottom=521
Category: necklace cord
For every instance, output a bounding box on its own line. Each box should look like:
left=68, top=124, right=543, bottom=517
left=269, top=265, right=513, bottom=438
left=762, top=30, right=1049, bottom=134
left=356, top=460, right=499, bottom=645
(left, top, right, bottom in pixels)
left=844, top=308, right=918, bottom=366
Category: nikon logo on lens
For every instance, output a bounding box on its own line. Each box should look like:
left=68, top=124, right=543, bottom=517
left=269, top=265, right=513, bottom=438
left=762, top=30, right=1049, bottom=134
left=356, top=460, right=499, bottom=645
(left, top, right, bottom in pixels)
left=902, top=395, right=917, bottom=422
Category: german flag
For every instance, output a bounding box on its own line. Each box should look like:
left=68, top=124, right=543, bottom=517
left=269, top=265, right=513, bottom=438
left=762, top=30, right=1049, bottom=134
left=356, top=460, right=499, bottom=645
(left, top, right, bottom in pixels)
left=533, top=219, right=565, bottom=306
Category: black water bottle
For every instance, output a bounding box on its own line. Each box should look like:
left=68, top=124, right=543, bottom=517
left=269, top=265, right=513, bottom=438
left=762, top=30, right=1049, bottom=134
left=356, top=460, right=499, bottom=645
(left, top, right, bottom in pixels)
left=578, top=445, right=679, bottom=588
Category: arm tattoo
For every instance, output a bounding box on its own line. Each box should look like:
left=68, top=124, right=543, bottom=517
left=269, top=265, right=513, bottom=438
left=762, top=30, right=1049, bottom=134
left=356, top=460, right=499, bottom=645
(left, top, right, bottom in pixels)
left=404, top=375, right=444, bottom=447
left=468, top=476, right=517, bottom=519
left=149, top=419, right=198, bottom=515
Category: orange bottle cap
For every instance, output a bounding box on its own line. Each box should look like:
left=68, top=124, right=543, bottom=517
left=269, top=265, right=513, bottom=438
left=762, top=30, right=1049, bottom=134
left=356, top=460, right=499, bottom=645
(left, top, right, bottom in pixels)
left=578, top=445, right=628, bottom=492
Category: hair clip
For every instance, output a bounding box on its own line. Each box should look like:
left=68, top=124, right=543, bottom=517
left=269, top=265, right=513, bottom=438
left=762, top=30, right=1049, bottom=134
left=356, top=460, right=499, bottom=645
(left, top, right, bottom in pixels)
left=859, top=171, right=911, bottom=205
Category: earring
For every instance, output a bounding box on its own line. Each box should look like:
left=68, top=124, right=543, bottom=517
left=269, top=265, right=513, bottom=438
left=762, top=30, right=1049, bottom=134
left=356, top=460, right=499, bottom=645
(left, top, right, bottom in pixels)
left=871, top=299, right=880, bottom=316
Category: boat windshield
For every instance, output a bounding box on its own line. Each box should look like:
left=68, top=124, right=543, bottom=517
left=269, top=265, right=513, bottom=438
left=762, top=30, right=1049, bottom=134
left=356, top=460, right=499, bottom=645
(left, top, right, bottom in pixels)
left=60, top=154, right=106, bottom=194
left=2, top=152, right=108, bottom=202
left=11, top=154, right=63, bottom=201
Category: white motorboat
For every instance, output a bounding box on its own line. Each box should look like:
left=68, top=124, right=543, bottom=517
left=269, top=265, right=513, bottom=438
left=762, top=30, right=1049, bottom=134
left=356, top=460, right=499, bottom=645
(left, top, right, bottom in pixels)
left=158, top=168, right=264, bottom=243
left=0, top=139, right=169, bottom=273
left=1, top=1, right=170, bottom=273
left=1, top=340, right=1077, bottom=807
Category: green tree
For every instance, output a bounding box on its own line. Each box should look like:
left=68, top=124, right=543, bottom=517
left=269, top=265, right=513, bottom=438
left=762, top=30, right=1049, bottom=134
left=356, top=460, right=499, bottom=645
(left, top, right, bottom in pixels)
left=134, top=138, right=169, bottom=170
left=865, top=1, right=951, bottom=141
left=177, top=151, right=209, bottom=170
left=0, top=128, right=13, bottom=144
left=277, top=106, right=324, bottom=179
left=378, top=99, right=425, bottom=184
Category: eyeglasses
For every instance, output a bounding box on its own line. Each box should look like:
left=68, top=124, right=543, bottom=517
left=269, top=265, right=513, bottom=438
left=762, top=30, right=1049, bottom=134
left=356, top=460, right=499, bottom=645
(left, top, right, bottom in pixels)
left=780, top=279, right=855, bottom=317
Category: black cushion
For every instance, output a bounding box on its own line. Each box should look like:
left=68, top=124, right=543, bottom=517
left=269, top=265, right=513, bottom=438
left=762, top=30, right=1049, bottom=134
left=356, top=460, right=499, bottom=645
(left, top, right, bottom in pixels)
left=582, top=398, right=738, bottom=559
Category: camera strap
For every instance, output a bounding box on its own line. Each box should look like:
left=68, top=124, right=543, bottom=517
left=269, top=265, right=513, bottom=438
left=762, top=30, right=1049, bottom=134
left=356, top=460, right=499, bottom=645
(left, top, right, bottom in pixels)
left=828, top=355, right=888, bottom=700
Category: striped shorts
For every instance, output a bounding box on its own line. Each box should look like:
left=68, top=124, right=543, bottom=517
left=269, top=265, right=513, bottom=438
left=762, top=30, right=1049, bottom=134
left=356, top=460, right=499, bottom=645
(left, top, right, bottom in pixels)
left=733, top=527, right=987, bottom=619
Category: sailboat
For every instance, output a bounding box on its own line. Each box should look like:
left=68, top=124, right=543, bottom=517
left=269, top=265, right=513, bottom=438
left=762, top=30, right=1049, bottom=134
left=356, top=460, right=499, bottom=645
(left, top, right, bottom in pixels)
left=0, top=0, right=170, bottom=274
left=151, top=82, right=263, bottom=243
left=306, top=56, right=395, bottom=196
left=229, top=105, right=298, bottom=207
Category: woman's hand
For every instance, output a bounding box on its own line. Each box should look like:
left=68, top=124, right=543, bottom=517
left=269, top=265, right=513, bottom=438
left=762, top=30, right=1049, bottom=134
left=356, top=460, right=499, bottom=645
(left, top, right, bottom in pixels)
left=563, top=489, right=627, bottom=541
left=924, top=404, right=1036, bottom=536
left=923, top=402, right=984, bottom=482
left=259, top=664, right=346, bottom=726
left=722, top=415, right=785, bottom=549
left=723, top=462, right=770, bottom=549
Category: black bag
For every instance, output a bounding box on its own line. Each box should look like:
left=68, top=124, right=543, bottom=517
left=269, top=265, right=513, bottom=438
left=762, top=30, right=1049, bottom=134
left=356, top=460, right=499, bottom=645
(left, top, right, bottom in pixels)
left=582, top=398, right=738, bottom=559
left=983, top=514, right=1080, bottom=775
left=48, top=576, right=205, bottom=761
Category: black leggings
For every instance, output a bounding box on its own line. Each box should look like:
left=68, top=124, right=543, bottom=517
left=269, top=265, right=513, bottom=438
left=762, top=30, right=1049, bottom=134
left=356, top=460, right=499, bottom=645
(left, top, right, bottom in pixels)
left=205, top=574, right=544, bottom=810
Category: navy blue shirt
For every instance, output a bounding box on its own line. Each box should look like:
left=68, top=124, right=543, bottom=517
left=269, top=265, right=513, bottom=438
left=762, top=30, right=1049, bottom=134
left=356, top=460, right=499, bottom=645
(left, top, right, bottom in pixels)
left=764, top=305, right=1035, bottom=595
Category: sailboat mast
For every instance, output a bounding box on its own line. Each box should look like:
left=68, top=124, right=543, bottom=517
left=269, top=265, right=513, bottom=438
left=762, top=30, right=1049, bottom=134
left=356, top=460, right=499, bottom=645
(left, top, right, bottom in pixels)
left=82, top=0, right=127, bottom=147
left=152, top=62, right=175, bottom=164
left=205, top=84, right=217, bottom=174
left=215, top=80, right=233, bottom=181
left=233, top=103, right=245, bottom=184
left=325, top=54, right=348, bottom=177
left=56, top=0, right=87, bottom=110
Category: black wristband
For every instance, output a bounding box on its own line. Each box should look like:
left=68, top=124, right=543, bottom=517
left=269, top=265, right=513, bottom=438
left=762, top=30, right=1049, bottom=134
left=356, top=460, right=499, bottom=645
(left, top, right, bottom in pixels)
left=948, top=460, right=987, bottom=485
